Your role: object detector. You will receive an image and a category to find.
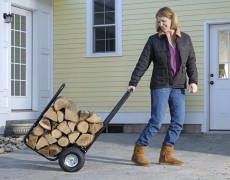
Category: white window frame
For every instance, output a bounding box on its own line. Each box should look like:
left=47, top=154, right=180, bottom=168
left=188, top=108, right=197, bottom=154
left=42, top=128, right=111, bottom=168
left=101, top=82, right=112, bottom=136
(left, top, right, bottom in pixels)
left=86, top=0, right=122, bottom=57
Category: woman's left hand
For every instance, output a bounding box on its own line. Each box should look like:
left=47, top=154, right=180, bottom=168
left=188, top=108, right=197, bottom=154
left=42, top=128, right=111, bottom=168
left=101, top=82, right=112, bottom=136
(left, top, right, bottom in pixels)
left=188, top=83, right=198, bottom=94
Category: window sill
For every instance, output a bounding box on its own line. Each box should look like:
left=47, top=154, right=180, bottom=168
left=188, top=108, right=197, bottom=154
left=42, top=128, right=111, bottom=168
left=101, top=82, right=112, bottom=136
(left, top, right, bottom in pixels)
left=86, top=52, right=123, bottom=58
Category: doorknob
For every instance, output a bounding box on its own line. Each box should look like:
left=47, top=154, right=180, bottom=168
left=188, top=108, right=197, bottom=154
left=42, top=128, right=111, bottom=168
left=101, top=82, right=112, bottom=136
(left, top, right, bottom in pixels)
left=210, top=81, right=214, bottom=85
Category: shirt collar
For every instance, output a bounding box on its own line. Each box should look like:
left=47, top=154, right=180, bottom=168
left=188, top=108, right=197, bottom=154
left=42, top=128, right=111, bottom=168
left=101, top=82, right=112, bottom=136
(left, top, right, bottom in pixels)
left=158, top=28, right=181, bottom=38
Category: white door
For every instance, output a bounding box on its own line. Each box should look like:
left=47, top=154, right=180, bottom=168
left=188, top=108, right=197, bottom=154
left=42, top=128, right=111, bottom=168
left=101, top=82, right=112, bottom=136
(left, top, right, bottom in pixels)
left=11, top=7, right=32, bottom=110
left=210, top=24, right=230, bottom=130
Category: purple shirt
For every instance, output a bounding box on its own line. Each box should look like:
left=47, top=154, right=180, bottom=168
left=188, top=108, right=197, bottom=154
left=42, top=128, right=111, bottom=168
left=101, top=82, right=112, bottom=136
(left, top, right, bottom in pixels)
left=169, top=44, right=180, bottom=76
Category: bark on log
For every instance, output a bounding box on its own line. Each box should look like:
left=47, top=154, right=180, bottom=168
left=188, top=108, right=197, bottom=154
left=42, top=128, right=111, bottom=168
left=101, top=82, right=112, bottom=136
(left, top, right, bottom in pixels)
left=33, top=125, right=44, bottom=136
left=38, top=146, right=49, bottom=158
left=79, top=110, right=90, bottom=121
left=39, top=118, right=51, bottom=130
left=36, top=136, right=49, bottom=150
left=68, top=121, right=77, bottom=132
left=88, top=122, right=103, bottom=135
left=76, top=134, right=94, bottom=147
left=77, top=121, right=89, bottom=134
left=49, top=144, right=62, bottom=157
left=68, top=131, right=80, bottom=143
left=57, top=110, right=64, bottom=123
left=57, top=121, right=71, bottom=135
left=65, top=108, right=79, bottom=122
left=45, top=134, right=57, bottom=144
left=27, top=134, right=39, bottom=149
left=86, top=112, right=102, bottom=123
left=54, top=97, right=70, bottom=111
left=44, top=107, right=58, bottom=122
left=51, top=129, right=62, bottom=139
left=58, top=136, right=70, bottom=147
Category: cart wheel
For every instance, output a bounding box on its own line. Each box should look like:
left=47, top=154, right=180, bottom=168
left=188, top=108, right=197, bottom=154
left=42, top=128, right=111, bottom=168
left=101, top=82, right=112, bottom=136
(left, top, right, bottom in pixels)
left=58, top=146, right=85, bottom=172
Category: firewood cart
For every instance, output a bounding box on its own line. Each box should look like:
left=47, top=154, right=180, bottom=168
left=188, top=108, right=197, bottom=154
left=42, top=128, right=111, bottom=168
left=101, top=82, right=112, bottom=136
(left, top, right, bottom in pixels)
left=24, top=83, right=132, bottom=172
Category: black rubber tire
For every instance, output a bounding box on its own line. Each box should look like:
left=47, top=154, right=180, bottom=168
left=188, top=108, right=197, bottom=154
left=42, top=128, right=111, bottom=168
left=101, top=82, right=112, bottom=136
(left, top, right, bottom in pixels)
left=58, top=146, right=85, bottom=172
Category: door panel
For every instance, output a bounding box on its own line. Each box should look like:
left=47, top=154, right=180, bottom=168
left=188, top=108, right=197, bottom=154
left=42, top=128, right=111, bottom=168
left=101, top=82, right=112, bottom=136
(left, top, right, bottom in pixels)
left=210, top=24, right=230, bottom=130
left=11, top=7, right=32, bottom=110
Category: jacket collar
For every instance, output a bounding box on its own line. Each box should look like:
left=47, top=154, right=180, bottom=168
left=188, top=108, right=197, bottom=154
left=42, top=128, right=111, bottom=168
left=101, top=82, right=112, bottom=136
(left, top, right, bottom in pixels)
left=158, top=28, right=181, bottom=38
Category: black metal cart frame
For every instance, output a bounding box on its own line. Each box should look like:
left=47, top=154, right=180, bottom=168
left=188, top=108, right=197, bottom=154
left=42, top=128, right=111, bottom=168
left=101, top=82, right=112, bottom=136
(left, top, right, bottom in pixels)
left=24, top=83, right=132, bottom=172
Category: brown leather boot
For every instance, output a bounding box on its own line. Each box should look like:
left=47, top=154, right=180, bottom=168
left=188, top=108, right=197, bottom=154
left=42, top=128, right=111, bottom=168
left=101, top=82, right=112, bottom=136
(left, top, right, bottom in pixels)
left=159, top=144, right=184, bottom=166
left=131, top=145, right=151, bottom=166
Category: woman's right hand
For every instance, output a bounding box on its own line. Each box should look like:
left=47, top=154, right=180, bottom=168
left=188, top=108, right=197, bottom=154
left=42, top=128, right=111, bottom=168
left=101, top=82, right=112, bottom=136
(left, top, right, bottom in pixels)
left=127, top=86, right=135, bottom=92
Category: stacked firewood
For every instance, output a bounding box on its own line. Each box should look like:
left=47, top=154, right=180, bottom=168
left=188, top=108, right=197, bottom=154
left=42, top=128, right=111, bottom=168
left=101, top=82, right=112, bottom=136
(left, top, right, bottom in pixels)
left=25, top=96, right=103, bottom=158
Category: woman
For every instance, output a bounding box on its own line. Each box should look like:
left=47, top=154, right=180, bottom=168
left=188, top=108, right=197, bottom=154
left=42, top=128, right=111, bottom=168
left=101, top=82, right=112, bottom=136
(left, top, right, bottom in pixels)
left=128, top=7, right=198, bottom=166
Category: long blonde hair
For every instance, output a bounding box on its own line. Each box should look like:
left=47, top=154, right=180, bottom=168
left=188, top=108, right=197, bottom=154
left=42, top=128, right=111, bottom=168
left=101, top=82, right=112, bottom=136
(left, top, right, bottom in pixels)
left=155, top=7, right=179, bottom=32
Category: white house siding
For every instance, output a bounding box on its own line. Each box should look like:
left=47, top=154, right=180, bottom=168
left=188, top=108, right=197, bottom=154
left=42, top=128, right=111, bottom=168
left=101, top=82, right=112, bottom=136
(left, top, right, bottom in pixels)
left=53, top=0, right=230, bottom=132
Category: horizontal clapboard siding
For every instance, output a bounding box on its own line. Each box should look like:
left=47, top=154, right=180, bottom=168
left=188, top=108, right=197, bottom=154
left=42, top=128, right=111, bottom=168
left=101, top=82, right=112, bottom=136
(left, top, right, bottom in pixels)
left=53, top=0, right=230, bottom=113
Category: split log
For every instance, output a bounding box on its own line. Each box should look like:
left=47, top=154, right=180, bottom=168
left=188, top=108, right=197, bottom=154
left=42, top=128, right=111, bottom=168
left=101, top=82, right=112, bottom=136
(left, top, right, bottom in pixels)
left=44, top=107, right=58, bottom=122
left=77, top=121, right=89, bottom=134
left=39, top=118, right=51, bottom=130
left=45, top=134, right=57, bottom=144
left=68, top=121, right=77, bottom=132
left=57, top=110, right=64, bottom=123
left=36, top=136, right=49, bottom=150
left=86, top=112, right=102, bottom=123
left=76, top=134, right=94, bottom=147
left=33, top=125, right=44, bottom=136
left=57, top=121, right=71, bottom=135
left=51, top=129, right=62, bottom=139
left=65, top=108, right=79, bottom=122
left=38, top=146, right=49, bottom=158
left=27, top=134, right=39, bottom=149
left=54, top=97, right=70, bottom=111
left=68, top=131, right=80, bottom=143
left=49, top=144, right=62, bottom=157
left=58, top=136, right=70, bottom=147
left=88, top=122, right=103, bottom=135
left=79, top=110, right=90, bottom=121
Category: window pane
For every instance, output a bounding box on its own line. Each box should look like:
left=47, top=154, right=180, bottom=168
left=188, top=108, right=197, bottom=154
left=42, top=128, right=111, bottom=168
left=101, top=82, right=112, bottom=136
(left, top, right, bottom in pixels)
left=105, top=0, right=115, bottom=11
left=95, top=40, right=105, bottom=52
left=21, top=81, right=26, bottom=96
left=15, top=81, right=20, bottom=96
left=219, top=31, right=228, bottom=46
left=94, top=13, right=104, bottom=25
left=15, top=14, right=20, bottom=30
left=15, top=48, right=20, bottom=63
left=15, top=31, right=20, bottom=47
left=105, top=12, right=114, bottom=24
left=21, top=32, right=26, bottom=48
left=21, top=16, right=26, bottom=31
left=21, top=49, right=26, bottom=64
left=95, top=27, right=105, bottom=39
left=11, top=30, right=14, bottom=46
left=11, top=47, right=14, bottom=62
left=106, top=26, right=115, bottom=38
left=21, top=65, right=26, bottom=80
left=15, top=64, right=20, bottom=80
left=94, top=0, right=104, bottom=12
left=11, top=81, right=14, bottom=96
left=11, top=64, right=14, bottom=79
left=219, top=48, right=228, bottom=62
left=106, top=39, right=115, bottom=51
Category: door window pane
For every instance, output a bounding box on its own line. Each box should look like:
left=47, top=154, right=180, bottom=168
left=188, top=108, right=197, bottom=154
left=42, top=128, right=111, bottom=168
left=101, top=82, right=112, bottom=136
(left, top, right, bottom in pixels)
left=11, top=13, right=27, bottom=96
left=218, top=30, right=230, bottom=78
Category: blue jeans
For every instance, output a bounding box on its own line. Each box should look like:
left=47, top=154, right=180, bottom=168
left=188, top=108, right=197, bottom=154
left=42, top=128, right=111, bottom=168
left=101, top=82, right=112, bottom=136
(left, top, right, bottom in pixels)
left=136, top=88, right=185, bottom=147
